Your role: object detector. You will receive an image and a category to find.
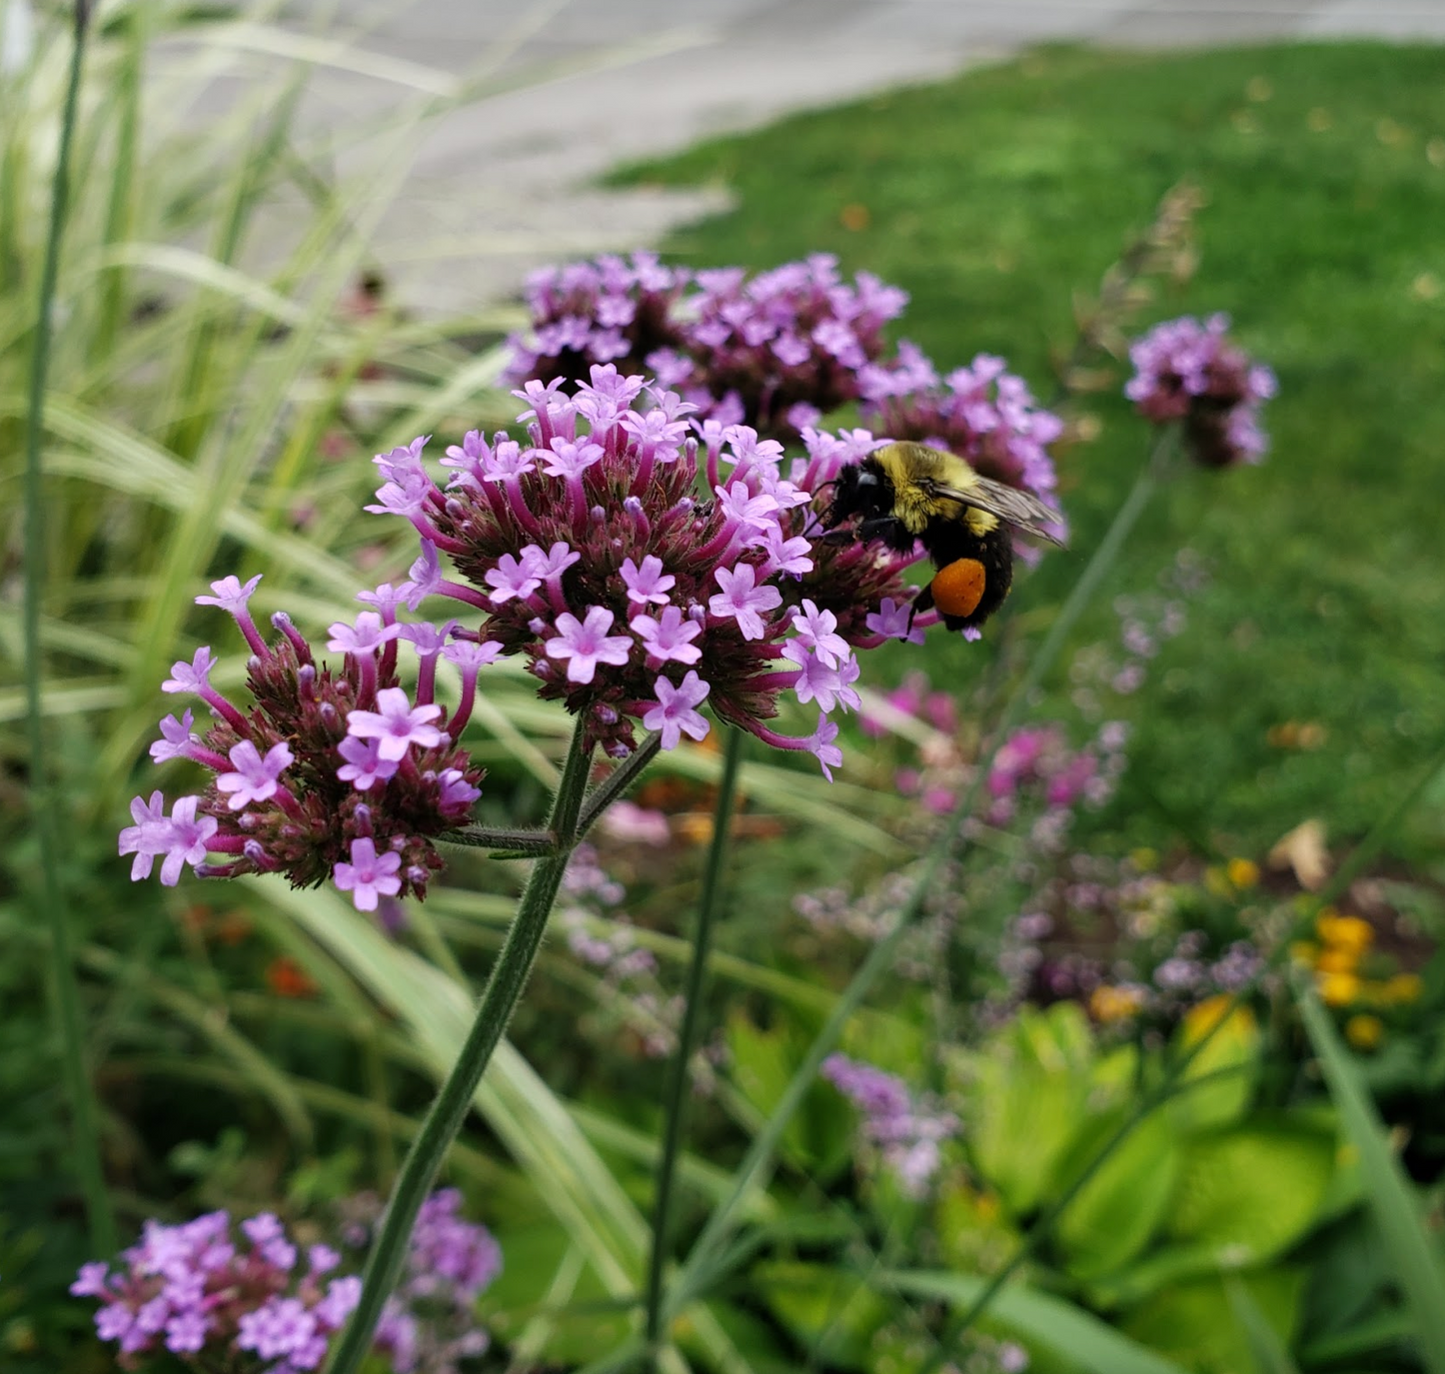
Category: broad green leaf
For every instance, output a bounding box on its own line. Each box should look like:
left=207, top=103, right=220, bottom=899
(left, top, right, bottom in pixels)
left=753, top=1261, right=893, bottom=1371
left=726, top=1012, right=852, bottom=1177
left=1167, top=996, right=1261, bottom=1134
left=1167, top=1117, right=1336, bottom=1265
left=1297, top=986, right=1445, bottom=1374
left=1056, top=1107, right=1179, bottom=1280
left=964, top=1005, right=1097, bottom=1213
left=1121, top=1270, right=1305, bottom=1374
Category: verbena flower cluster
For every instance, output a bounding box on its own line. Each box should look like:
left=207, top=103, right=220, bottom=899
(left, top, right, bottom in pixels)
left=341, top=1189, right=502, bottom=1373
left=73, top=1194, right=499, bottom=1374
left=1125, top=313, right=1277, bottom=466
left=858, top=342, right=1066, bottom=533
left=120, top=575, right=485, bottom=911
left=505, top=253, right=908, bottom=440
left=374, top=367, right=925, bottom=769
left=821, top=1052, right=959, bottom=1197
left=73, top=1211, right=360, bottom=1371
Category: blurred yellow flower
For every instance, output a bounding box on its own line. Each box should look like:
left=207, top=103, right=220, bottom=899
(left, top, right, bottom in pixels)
left=1089, top=985, right=1147, bottom=1023
left=1227, top=857, right=1260, bottom=889
left=1316, top=911, right=1373, bottom=955
left=1383, top=973, right=1423, bottom=1005
left=1318, top=971, right=1361, bottom=1007
left=1182, top=994, right=1256, bottom=1045
left=1130, top=847, right=1158, bottom=872
left=1316, top=947, right=1361, bottom=976
left=1345, top=1014, right=1385, bottom=1051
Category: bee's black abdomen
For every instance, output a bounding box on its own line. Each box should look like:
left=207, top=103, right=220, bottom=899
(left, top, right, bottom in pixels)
left=919, top=519, right=1014, bottom=632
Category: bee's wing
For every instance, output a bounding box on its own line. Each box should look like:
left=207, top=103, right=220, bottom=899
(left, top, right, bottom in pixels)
left=934, top=475, right=1066, bottom=545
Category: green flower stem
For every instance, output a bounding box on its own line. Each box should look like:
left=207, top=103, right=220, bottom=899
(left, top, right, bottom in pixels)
left=324, top=720, right=594, bottom=1374
left=644, top=727, right=744, bottom=1355
left=579, top=731, right=664, bottom=838
left=444, top=825, right=559, bottom=854
left=666, top=430, right=1175, bottom=1321
left=23, top=1, right=114, bottom=1258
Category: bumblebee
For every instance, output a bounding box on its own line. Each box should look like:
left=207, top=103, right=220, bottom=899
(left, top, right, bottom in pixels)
left=822, top=442, right=1063, bottom=634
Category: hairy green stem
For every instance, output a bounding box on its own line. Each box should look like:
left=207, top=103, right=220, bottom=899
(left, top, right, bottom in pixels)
left=666, top=429, right=1174, bottom=1319
left=579, top=731, right=664, bottom=838
left=443, top=825, right=558, bottom=854
left=24, top=0, right=114, bottom=1258
left=324, top=721, right=594, bottom=1374
left=644, top=728, right=744, bottom=1357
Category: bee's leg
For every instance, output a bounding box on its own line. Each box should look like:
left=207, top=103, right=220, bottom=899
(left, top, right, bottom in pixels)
left=909, top=579, right=936, bottom=632
left=858, top=516, right=921, bottom=556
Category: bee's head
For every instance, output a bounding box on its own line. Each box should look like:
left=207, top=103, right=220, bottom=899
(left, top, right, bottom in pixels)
left=822, top=458, right=891, bottom=529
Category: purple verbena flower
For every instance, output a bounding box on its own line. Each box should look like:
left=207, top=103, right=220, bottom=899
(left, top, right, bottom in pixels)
left=822, top=1053, right=959, bottom=1198
left=370, top=370, right=913, bottom=774
left=123, top=586, right=486, bottom=909
left=1125, top=313, right=1276, bottom=466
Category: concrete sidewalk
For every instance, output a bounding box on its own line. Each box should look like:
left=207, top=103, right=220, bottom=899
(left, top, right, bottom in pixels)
left=269, top=0, right=1445, bottom=314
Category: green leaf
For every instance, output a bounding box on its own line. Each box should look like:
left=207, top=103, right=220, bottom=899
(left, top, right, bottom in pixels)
left=1166, top=1117, right=1337, bottom=1265
left=1297, top=986, right=1445, bottom=1374
left=726, top=1012, right=851, bottom=1176
left=1226, top=1276, right=1302, bottom=1374
left=1167, top=999, right=1261, bottom=1134
left=883, top=1268, right=1191, bottom=1374
left=964, top=1005, right=1098, bottom=1214
left=753, top=1261, right=891, bottom=1371
left=1121, top=1270, right=1306, bottom=1374
left=1055, top=1107, right=1179, bottom=1280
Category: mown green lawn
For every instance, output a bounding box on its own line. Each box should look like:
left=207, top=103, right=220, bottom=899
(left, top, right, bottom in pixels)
left=614, top=41, right=1445, bottom=865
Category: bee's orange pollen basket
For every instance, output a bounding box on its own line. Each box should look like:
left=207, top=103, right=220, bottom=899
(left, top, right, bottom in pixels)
left=931, top=558, right=986, bottom=618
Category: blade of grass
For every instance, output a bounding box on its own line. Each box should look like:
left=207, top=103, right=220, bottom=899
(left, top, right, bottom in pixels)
left=645, top=727, right=744, bottom=1356
left=21, top=0, right=114, bottom=1258
left=1295, top=986, right=1445, bottom=1374
left=884, top=1269, right=1190, bottom=1374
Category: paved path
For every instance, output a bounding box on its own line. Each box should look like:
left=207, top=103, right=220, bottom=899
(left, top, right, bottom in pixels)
left=269, top=0, right=1445, bottom=315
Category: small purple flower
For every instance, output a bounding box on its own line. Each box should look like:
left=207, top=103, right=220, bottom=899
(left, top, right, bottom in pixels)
left=546, top=606, right=633, bottom=684
left=346, top=687, right=445, bottom=762
left=631, top=604, right=703, bottom=666
left=333, top=837, right=404, bottom=912
left=154, top=796, right=218, bottom=886
left=642, top=671, right=711, bottom=749
left=709, top=563, right=782, bottom=641
left=215, top=740, right=294, bottom=810
left=620, top=554, right=676, bottom=605
left=790, top=599, right=850, bottom=668
left=149, top=709, right=200, bottom=764
left=162, top=646, right=218, bottom=695
left=822, top=1053, right=959, bottom=1198
left=865, top=597, right=927, bottom=645
left=484, top=548, right=546, bottom=603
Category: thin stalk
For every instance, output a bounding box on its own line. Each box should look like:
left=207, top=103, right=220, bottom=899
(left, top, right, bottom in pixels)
left=23, top=0, right=114, bottom=1258
left=644, top=728, right=744, bottom=1356
left=666, top=428, right=1175, bottom=1319
left=443, top=825, right=558, bottom=854
left=324, top=720, right=594, bottom=1374
left=579, top=731, right=664, bottom=838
